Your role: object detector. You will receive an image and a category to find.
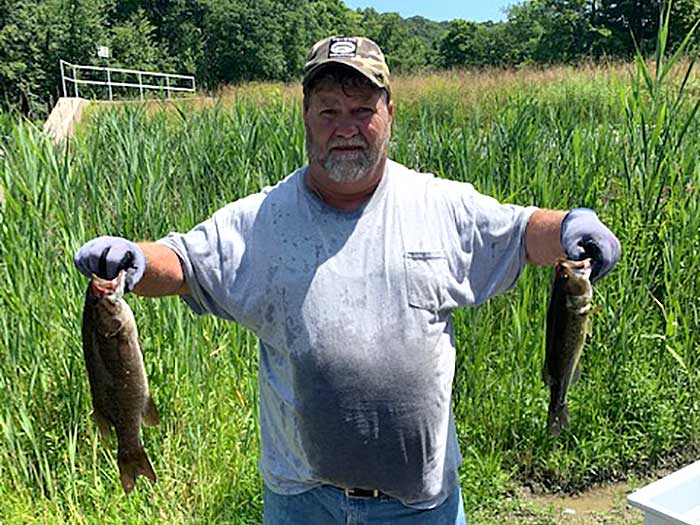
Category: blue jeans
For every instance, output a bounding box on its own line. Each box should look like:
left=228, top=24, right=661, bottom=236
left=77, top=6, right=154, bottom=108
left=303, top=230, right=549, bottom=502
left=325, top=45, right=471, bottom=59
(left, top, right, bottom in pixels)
left=263, top=482, right=467, bottom=525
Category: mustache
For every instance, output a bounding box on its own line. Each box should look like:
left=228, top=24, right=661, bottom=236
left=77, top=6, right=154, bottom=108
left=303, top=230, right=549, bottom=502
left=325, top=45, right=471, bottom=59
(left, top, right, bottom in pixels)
left=328, top=138, right=368, bottom=149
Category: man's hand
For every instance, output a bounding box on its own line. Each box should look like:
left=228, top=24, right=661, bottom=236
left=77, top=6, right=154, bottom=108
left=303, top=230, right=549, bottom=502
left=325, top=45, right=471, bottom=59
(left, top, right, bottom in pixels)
left=74, top=236, right=146, bottom=291
left=560, top=208, right=620, bottom=281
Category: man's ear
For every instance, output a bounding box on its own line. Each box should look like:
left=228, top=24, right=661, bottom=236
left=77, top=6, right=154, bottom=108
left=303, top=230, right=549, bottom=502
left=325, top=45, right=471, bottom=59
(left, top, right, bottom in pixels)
left=303, top=94, right=312, bottom=121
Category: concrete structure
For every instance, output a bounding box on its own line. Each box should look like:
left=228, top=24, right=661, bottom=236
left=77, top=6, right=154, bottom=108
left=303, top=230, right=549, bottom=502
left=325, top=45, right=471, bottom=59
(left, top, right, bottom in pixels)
left=43, top=97, right=90, bottom=143
left=628, top=460, right=700, bottom=524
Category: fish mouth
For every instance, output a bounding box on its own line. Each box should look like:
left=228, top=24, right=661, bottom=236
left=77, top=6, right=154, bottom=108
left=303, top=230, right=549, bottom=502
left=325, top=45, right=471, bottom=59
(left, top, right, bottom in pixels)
left=90, top=277, right=117, bottom=295
left=91, top=282, right=113, bottom=295
left=556, top=257, right=593, bottom=280
left=89, top=271, right=126, bottom=298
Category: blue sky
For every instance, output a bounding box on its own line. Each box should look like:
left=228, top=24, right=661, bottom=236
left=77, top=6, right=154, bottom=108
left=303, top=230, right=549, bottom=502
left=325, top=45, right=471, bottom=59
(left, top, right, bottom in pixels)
left=343, top=0, right=514, bottom=23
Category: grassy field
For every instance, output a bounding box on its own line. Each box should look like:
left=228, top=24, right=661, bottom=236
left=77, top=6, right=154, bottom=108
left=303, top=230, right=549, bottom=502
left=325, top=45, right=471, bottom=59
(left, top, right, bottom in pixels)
left=1, top=50, right=700, bottom=523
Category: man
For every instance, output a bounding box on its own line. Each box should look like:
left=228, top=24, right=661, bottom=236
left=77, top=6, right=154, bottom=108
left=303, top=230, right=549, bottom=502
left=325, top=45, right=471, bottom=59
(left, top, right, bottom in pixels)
left=74, top=36, right=620, bottom=524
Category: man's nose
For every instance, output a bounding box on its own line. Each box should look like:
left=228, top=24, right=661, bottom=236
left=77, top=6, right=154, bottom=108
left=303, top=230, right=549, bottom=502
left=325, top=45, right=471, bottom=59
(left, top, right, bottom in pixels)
left=334, top=116, right=359, bottom=138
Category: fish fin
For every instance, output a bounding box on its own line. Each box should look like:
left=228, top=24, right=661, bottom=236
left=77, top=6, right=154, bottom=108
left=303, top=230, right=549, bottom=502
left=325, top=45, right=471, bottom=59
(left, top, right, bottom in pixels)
left=547, top=401, right=569, bottom=436
left=544, top=269, right=565, bottom=388
left=571, top=363, right=581, bottom=385
left=120, top=471, right=136, bottom=495
left=541, top=366, right=551, bottom=386
left=578, top=313, right=592, bottom=344
left=142, top=396, right=161, bottom=426
left=118, top=449, right=157, bottom=494
left=104, top=319, right=125, bottom=338
left=92, top=408, right=112, bottom=439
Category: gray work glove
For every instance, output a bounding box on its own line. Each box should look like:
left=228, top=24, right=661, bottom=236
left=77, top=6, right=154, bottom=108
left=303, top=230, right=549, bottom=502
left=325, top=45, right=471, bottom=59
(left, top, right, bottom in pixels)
left=74, top=236, right=146, bottom=292
left=560, top=208, right=621, bottom=282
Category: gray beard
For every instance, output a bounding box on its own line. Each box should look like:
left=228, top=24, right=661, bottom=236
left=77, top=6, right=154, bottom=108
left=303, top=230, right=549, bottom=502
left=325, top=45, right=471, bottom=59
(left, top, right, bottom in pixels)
left=322, top=150, right=372, bottom=183
left=306, top=130, right=390, bottom=184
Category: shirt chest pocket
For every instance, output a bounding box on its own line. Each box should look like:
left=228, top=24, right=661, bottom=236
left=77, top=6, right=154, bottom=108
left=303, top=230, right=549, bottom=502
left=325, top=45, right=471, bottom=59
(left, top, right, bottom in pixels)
left=404, top=250, right=450, bottom=312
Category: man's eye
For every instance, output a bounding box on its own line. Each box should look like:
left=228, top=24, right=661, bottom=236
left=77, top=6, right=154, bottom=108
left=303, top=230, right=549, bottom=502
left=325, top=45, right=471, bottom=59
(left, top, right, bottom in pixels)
left=320, top=109, right=337, bottom=116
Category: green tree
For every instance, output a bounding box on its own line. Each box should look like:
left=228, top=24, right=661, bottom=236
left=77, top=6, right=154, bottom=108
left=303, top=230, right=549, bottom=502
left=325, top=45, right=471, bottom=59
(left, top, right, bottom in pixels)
left=505, top=0, right=544, bottom=63
left=59, top=0, right=112, bottom=63
left=202, top=0, right=288, bottom=85
left=109, top=9, right=171, bottom=71
left=597, top=0, right=700, bottom=55
left=438, top=20, right=492, bottom=68
left=534, top=0, right=603, bottom=62
left=152, top=0, right=207, bottom=75
left=389, top=36, right=430, bottom=73
left=108, top=0, right=207, bottom=74
left=0, top=0, right=111, bottom=115
left=599, top=0, right=661, bottom=55
left=402, top=16, right=449, bottom=68
left=0, top=0, right=45, bottom=114
left=307, top=0, right=356, bottom=42
left=351, top=9, right=430, bottom=73
left=46, top=0, right=113, bottom=103
left=275, top=0, right=317, bottom=80
left=505, top=0, right=604, bottom=64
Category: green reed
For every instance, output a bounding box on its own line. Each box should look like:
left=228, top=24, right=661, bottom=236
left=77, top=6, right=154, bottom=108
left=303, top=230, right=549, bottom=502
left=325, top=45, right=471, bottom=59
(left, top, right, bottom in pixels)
left=1, top=46, right=700, bottom=523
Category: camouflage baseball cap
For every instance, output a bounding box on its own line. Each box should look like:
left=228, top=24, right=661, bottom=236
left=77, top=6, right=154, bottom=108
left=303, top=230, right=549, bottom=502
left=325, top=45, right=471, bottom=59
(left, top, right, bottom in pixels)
left=303, top=36, right=391, bottom=94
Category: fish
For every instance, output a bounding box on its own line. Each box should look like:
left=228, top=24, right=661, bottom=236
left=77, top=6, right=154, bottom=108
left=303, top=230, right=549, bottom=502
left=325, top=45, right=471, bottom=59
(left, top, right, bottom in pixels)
left=81, top=268, right=160, bottom=494
left=543, top=258, right=593, bottom=435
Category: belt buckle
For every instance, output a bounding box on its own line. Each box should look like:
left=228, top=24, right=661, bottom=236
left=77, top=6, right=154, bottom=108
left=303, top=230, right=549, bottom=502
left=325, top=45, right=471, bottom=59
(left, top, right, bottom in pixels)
left=344, top=487, right=380, bottom=498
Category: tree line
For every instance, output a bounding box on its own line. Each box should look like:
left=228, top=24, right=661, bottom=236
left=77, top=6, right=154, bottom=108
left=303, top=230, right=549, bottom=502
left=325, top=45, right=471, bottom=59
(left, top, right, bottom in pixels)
left=1, top=0, right=698, bottom=118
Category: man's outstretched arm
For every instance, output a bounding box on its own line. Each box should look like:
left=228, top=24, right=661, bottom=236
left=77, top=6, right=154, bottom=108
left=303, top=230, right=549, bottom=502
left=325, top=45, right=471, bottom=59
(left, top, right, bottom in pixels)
left=525, top=208, right=621, bottom=281
left=74, top=236, right=189, bottom=296
left=524, top=209, right=566, bottom=266
left=134, top=242, right=189, bottom=297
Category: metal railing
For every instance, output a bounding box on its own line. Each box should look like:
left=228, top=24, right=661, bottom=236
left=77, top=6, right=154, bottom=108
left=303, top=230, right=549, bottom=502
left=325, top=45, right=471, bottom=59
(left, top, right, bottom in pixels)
left=60, top=60, right=196, bottom=101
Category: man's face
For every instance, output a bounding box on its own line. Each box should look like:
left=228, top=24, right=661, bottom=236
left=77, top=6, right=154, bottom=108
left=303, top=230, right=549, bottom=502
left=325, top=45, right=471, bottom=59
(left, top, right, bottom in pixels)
left=304, top=81, right=393, bottom=184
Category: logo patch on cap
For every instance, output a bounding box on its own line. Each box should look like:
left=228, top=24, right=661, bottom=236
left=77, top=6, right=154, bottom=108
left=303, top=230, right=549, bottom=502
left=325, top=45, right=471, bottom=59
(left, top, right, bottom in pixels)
left=328, top=37, right=358, bottom=58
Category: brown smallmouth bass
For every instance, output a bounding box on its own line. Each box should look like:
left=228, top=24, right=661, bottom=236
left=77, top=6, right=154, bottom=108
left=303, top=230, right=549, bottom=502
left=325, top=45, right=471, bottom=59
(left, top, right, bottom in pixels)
left=543, top=258, right=593, bottom=435
left=82, top=269, right=160, bottom=493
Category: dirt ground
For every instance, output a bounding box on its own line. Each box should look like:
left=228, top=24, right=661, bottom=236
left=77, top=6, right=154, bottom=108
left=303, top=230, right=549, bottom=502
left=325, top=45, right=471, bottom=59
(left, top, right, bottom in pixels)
left=473, top=482, right=647, bottom=524
left=524, top=483, right=644, bottom=524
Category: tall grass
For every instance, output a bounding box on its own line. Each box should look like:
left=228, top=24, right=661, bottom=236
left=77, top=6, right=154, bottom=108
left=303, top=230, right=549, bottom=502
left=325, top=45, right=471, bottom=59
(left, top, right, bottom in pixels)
left=1, top=56, right=700, bottom=523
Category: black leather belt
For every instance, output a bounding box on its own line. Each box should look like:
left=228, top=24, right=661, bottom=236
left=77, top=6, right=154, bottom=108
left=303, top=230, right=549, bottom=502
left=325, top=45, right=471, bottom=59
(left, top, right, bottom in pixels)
left=342, top=487, right=384, bottom=498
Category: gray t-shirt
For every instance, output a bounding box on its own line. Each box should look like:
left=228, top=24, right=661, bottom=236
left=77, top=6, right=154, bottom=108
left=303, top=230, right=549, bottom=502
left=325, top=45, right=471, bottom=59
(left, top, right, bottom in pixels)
left=159, top=159, right=537, bottom=509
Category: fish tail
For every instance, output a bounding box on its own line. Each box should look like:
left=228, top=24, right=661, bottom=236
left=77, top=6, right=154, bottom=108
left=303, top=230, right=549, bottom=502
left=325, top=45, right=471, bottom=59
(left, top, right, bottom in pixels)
left=118, top=447, right=157, bottom=494
left=142, top=395, right=161, bottom=426
left=547, top=399, right=569, bottom=436
left=91, top=408, right=112, bottom=439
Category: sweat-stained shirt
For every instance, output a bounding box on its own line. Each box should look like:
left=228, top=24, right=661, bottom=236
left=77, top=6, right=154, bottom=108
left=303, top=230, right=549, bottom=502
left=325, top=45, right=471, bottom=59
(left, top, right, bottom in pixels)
left=159, top=159, right=537, bottom=509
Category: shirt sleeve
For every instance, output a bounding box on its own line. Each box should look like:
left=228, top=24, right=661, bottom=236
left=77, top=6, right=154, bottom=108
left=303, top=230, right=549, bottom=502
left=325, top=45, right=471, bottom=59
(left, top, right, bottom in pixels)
left=445, top=180, right=538, bottom=306
left=157, top=202, right=246, bottom=320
